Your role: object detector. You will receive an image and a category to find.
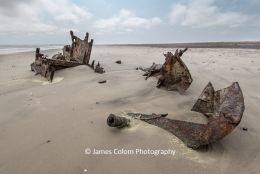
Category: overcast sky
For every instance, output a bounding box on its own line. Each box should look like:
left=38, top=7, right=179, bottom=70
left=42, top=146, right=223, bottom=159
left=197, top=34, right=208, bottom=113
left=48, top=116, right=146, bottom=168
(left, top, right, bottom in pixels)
left=0, top=0, right=260, bottom=44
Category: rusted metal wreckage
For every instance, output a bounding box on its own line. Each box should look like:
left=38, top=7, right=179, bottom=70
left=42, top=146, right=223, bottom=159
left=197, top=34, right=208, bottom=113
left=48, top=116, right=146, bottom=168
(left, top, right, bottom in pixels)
left=139, top=48, right=193, bottom=93
left=31, top=31, right=104, bottom=81
left=29, top=32, right=245, bottom=148
left=107, top=82, right=245, bottom=148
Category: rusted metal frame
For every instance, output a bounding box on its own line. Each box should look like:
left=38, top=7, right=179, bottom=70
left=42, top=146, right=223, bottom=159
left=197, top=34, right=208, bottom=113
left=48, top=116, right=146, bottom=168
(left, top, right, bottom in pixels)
left=140, top=48, right=192, bottom=93
left=107, top=82, right=245, bottom=149
left=85, top=37, right=93, bottom=65
left=31, top=31, right=94, bottom=81
left=159, top=49, right=193, bottom=92
left=67, top=31, right=93, bottom=65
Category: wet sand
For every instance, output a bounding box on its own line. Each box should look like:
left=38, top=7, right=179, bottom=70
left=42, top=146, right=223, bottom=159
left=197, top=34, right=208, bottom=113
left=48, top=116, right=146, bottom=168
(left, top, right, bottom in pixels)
left=0, top=46, right=260, bottom=174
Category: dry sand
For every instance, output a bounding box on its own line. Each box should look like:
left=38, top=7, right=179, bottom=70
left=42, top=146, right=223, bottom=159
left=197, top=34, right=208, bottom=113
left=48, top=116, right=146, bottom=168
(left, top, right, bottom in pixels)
left=0, top=46, right=260, bottom=174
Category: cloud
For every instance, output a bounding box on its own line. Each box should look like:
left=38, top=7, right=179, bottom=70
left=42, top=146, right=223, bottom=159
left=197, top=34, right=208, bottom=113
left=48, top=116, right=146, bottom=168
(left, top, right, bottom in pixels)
left=169, top=0, right=250, bottom=28
left=0, top=1, right=56, bottom=33
left=93, top=9, right=161, bottom=33
left=40, top=0, right=92, bottom=23
left=0, top=0, right=92, bottom=34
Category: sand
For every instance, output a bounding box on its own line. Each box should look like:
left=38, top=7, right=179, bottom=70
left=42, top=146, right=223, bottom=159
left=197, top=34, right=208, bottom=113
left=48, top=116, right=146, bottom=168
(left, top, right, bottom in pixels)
left=0, top=46, right=260, bottom=174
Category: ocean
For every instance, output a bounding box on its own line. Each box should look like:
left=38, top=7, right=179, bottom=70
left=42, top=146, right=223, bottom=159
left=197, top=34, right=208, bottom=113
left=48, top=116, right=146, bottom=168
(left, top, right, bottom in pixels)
left=0, top=45, right=63, bottom=55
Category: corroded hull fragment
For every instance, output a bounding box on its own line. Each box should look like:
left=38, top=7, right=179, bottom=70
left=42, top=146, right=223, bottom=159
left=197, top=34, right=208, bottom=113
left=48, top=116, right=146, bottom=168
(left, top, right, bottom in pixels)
left=107, top=82, right=245, bottom=148
left=31, top=31, right=94, bottom=81
left=63, top=31, right=93, bottom=64
left=141, top=48, right=192, bottom=93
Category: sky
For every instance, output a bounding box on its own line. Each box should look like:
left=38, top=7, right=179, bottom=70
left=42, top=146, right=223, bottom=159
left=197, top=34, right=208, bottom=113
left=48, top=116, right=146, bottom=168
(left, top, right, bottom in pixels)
left=0, top=0, right=260, bottom=44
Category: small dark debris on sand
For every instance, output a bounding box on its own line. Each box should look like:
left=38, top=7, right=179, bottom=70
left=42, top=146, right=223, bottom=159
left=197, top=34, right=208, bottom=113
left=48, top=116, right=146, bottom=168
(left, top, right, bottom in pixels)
left=115, top=60, right=122, bottom=64
left=44, top=140, right=51, bottom=144
left=94, top=62, right=105, bottom=74
left=98, top=80, right=107, bottom=84
left=242, top=127, right=248, bottom=131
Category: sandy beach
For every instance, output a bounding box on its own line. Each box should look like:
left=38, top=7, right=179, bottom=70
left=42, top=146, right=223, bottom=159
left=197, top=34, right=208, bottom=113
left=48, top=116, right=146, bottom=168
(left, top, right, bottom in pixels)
left=0, top=46, right=260, bottom=174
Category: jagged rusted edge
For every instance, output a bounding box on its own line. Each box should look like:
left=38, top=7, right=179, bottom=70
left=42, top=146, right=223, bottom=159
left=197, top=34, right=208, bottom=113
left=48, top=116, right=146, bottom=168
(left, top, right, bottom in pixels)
left=162, top=48, right=193, bottom=93
left=108, top=82, right=244, bottom=148
left=191, top=82, right=215, bottom=115
left=31, top=31, right=94, bottom=81
left=140, top=48, right=193, bottom=93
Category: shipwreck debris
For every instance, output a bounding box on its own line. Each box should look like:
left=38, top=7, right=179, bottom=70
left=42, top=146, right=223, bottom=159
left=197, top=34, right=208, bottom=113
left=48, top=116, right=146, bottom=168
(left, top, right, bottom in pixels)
left=45, top=140, right=51, bottom=144
left=107, top=114, right=130, bottom=128
left=98, top=80, right=107, bottom=84
left=88, top=60, right=106, bottom=73
left=31, top=31, right=94, bottom=81
left=115, top=60, right=122, bottom=64
left=140, top=48, right=192, bottom=93
left=94, top=62, right=105, bottom=74
left=242, top=127, right=248, bottom=131
left=91, top=60, right=95, bottom=68
left=107, top=82, right=245, bottom=148
left=143, top=63, right=162, bottom=80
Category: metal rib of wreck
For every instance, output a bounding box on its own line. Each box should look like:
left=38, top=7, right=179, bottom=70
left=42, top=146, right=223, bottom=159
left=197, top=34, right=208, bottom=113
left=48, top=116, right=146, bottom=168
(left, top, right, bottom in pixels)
left=140, top=48, right=193, bottom=93
left=31, top=31, right=95, bottom=81
left=107, top=82, right=245, bottom=148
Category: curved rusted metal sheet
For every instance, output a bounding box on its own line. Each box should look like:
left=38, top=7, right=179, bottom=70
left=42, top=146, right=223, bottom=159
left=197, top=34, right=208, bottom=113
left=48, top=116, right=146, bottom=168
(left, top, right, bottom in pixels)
left=107, top=82, right=245, bottom=148
left=159, top=49, right=193, bottom=92
left=141, top=48, right=193, bottom=93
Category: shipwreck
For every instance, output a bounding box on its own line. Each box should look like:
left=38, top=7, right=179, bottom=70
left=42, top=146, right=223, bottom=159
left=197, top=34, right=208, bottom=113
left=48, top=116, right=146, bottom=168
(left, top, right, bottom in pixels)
left=31, top=31, right=104, bottom=81
left=139, top=48, right=193, bottom=93
left=107, top=82, right=245, bottom=149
